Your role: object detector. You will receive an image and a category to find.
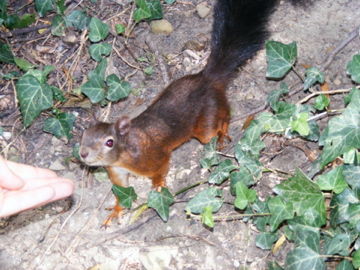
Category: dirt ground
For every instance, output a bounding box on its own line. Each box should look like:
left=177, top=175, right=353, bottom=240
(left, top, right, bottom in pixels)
left=0, top=0, right=359, bottom=269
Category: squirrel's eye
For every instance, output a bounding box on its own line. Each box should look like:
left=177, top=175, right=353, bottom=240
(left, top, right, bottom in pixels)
left=105, top=139, right=114, bottom=148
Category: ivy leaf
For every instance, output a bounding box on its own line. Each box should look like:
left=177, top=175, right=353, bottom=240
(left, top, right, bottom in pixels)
left=55, top=0, right=66, bottom=15
left=274, top=169, right=326, bottom=227
left=343, top=165, right=360, bottom=189
left=268, top=196, right=294, bottom=231
left=186, top=187, right=223, bottom=214
left=201, top=205, right=214, bottom=228
left=35, top=0, right=54, bottom=17
left=14, top=57, right=34, bottom=71
left=352, top=249, right=360, bottom=269
left=89, top=43, right=112, bottom=62
left=81, top=75, right=106, bottom=103
left=51, top=15, right=66, bottom=36
left=303, top=67, right=324, bottom=90
left=147, top=187, right=174, bottom=222
left=268, top=262, right=284, bottom=270
left=288, top=223, right=320, bottom=252
left=115, top=23, right=126, bottom=34
left=285, top=246, right=325, bottom=270
left=313, top=94, right=330, bottom=111
left=88, top=17, right=109, bottom=42
left=319, top=89, right=360, bottom=167
left=66, top=10, right=90, bottom=30
left=266, top=41, right=297, bottom=79
left=134, top=0, right=163, bottom=22
left=235, top=143, right=263, bottom=181
left=112, top=185, right=137, bottom=208
left=256, top=232, right=277, bottom=250
left=16, top=75, right=53, bottom=127
left=208, top=159, right=237, bottom=185
left=330, top=188, right=359, bottom=227
left=200, top=137, right=219, bottom=169
left=230, top=168, right=255, bottom=196
left=336, top=260, right=354, bottom=270
left=325, top=234, right=351, bottom=256
left=88, top=58, right=107, bottom=81
left=267, top=82, right=289, bottom=113
left=106, top=74, right=132, bottom=101
left=316, top=166, right=348, bottom=194
left=346, top=54, right=360, bottom=83
left=290, top=112, right=310, bottom=136
left=43, top=112, right=75, bottom=139
left=51, top=86, right=66, bottom=102
left=234, top=182, right=257, bottom=210
left=348, top=203, right=360, bottom=233
left=0, top=41, right=15, bottom=64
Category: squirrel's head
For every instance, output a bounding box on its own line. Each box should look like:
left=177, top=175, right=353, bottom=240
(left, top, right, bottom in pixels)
left=79, top=116, right=130, bottom=166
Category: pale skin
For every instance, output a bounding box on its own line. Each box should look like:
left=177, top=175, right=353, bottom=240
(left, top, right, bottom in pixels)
left=0, top=156, right=74, bottom=218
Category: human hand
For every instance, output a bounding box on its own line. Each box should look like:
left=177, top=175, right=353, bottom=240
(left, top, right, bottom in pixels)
left=0, top=156, right=74, bottom=218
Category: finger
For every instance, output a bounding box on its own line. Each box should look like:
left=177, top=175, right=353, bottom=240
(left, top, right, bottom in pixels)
left=21, top=177, right=74, bottom=192
left=0, top=156, right=24, bottom=189
left=47, top=179, right=74, bottom=201
left=0, top=186, right=55, bottom=218
left=5, top=159, right=58, bottom=179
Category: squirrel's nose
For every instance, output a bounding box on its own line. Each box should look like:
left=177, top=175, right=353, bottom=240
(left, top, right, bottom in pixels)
left=80, top=151, right=88, bottom=159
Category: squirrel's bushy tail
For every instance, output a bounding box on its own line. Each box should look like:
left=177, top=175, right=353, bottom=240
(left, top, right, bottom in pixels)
left=204, top=0, right=276, bottom=80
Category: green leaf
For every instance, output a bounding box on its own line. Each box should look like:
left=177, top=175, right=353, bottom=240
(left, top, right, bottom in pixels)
left=234, top=182, right=256, bottom=210
left=286, top=246, right=325, bottom=270
left=253, top=198, right=271, bottom=232
left=267, top=82, right=289, bottom=113
left=303, top=67, right=324, bottom=90
left=208, top=159, right=237, bottom=185
left=316, top=166, right=348, bottom=194
left=344, top=87, right=357, bottom=106
left=106, top=74, right=132, bottom=101
left=348, top=203, right=360, bottom=232
left=266, top=41, right=297, bottom=79
left=88, top=58, right=107, bottom=81
left=330, top=188, right=359, bottom=227
left=165, top=0, right=176, bottom=3
left=235, top=143, right=263, bottom=181
left=268, top=261, right=284, bottom=270
left=230, top=168, right=255, bottom=195
left=115, top=23, right=126, bottom=34
left=0, top=41, right=15, bottom=64
left=325, top=234, right=351, bottom=256
left=200, top=137, right=219, bottom=169
left=51, top=86, right=66, bottom=102
left=313, top=94, right=330, bottom=111
left=201, top=205, right=214, bottom=228
left=134, top=0, right=163, bottom=22
left=268, top=196, right=294, bottom=231
left=89, top=43, right=112, bottom=62
left=24, top=65, right=55, bottom=84
left=147, top=187, right=174, bottom=222
left=347, top=54, right=360, bottom=83
left=352, top=249, right=360, bottom=268
left=186, top=187, right=223, bottom=214
left=290, top=112, right=310, bottom=136
left=112, top=185, right=137, bottom=208
left=4, top=13, right=36, bottom=29
left=43, top=112, right=75, bottom=139
left=14, top=57, right=34, bottom=71
left=343, top=165, right=360, bottom=189
left=274, top=169, right=326, bottom=227
left=55, top=0, right=66, bottom=15
left=66, top=10, right=90, bottom=30
left=255, top=232, right=277, bottom=250
left=72, top=143, right=80, bottom=160
left=319, top=90, right=360, bottom=167
left=51, top=15, right=66, bottom=36
left=336, top=260, right=354, bottom=270
left=35, top=0, right=54, bottom=17
left=0, top=0, right=7, bottom=19
left=88, top=17, right=109, bottom=42
left=144, top=66, right=154, bottom=76
left=81, top=75, right=106, bottom=103
left=16, top=75, right=53, bottom=127
left=288, top=223, right=320, bottom=252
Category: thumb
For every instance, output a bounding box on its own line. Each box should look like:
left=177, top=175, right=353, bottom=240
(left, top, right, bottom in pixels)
left=0, top=156, right=24, bottom=190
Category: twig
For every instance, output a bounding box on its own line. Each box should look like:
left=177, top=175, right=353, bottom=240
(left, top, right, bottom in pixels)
left=2, top=24, right=50, bottom=38
left=322, top=24, right=360, bottom=70
left=297, top=87, right=358, bottom=104
left=113, top=46, right=141, bottom=70
left=188, top=212, right=271, bottom=222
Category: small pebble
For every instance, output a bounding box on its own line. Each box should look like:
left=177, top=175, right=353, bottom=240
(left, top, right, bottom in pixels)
left=196, top=2, right=211, bottom=18
left=150, top=19, right=173, bottom=35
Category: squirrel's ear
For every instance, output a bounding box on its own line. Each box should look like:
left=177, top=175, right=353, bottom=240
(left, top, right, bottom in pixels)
left=115, top=116, right=131, bottom=136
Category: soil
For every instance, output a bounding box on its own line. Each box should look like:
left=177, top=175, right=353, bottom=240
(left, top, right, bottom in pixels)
left=0, top=0, right=359, bottom=269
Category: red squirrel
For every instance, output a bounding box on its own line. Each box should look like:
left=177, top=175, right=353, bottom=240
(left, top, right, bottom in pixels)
left=80, top=0, right=301, bottom=225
